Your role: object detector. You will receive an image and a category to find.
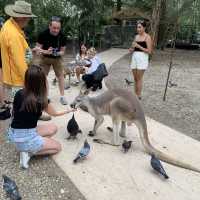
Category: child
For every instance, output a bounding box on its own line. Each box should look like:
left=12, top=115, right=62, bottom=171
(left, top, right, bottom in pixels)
left=82, top=47, right=102, bottom=91
left=8, top=65, right=76, bottom=169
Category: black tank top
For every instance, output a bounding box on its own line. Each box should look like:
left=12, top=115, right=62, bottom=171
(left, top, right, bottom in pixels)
left=134, top=41, right=147, bottom=52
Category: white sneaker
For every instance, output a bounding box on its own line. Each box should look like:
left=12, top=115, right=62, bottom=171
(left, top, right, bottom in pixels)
left=20, top=152, right=30, bottom=169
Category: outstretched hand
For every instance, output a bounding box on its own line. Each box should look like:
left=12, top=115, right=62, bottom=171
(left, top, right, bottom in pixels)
left=68, top=108, right=77, bottom=113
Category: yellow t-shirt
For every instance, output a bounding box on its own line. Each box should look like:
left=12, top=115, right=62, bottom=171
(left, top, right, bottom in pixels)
left=0, top=18, right=29, bottom=87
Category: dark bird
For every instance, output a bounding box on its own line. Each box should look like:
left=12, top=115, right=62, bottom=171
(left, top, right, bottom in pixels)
left=168, top=80, right=177, bottom=88
left=67, top=113, right=82, bottom=139
left=73, top=139, right=90, bottom=163
left=2, top=175, right=22, bottom=200
left=150, top=154, right=169, bottom=179
left=125, top=78, right=134, bottom=86
left=122, top=140, right=132, bottom=153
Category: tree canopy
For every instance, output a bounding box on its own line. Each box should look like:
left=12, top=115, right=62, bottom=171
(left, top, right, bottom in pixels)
left=0, top=0, right=199, bottom=48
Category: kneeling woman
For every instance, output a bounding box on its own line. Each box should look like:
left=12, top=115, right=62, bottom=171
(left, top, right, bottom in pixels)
left=8, top=65, right=75, bottom=169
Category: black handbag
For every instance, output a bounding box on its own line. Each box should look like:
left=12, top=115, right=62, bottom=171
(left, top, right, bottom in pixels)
left=0, top=107, right=11, bottom=120
left=93, top=63, right=108, bottom=81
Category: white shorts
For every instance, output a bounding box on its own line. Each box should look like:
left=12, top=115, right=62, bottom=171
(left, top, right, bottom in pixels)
left=130, top=52, right=149, bottom=70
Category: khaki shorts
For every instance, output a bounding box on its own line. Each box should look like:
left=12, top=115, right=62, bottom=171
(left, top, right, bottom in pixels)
left=40, top=57, right=64, bottom=77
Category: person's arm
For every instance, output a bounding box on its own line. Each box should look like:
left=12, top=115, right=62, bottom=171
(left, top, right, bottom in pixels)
left=57, top=46, right=65, bottom=56
left=95, top=55, right=101, bottom=66
left=32, top=32, right=53, bottom=55
left=134, top=35, right=152, bottom=54
left=57, top=34, right=66, bottom=56
left=44, top=103, right=76, bottom=117
left=33, top=42, right=53, bottom=55
left=129, top=36, right=137, bottom=53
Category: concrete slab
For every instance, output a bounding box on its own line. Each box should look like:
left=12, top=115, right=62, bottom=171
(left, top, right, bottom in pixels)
left=43, top=48, right=200, bottom=200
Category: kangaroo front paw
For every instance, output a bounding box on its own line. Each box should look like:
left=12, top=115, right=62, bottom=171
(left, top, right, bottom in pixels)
left=88, top=131, right=95, bottom=137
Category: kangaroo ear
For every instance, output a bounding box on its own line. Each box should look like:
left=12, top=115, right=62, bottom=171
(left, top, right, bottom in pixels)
left=79, top=83, right=90, bottom=95
left=83, top=89, right=90, bottom=95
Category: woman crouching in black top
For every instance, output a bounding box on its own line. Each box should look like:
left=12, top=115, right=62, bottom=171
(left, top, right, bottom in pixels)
left=8, top=65, right=76, bottom=169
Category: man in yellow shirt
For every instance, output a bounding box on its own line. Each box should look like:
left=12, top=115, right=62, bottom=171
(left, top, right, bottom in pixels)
left=0, top=17, right=4, bottom=107
left=0, top=1, right=36, bottom=102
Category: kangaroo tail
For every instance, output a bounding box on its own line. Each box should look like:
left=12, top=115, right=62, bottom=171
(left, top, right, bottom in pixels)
left=136, top=120, right=200, bottom=173
left=145, top=142, right=200, bottom=173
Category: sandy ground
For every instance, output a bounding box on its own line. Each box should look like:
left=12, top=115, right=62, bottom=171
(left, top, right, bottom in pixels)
left=105, top=48, right=200, bottom=141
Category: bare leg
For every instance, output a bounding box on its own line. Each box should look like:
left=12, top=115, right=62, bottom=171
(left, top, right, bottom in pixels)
left=35, top=123, right=61, bottom=155
left=0, top=84, right=4, bottom=106
left=57, top=74, right=65, bottom=96
left=136, top=70, right=145, bottom=98
left=75, top=66, right=81, bottom=82
left=132, top=69, right=145, bottom=98
left=132, top=69, right=138, bottom=95
left=35, top=137, right=61, bottom=155
left=36, top=123, right=57, bottom=137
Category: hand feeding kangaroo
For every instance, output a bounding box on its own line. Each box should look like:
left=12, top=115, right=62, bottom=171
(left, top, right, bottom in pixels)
left=71, top=87, right=200, bottom=173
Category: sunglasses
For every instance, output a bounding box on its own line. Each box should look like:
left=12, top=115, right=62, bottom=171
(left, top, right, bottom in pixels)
left=51, top=16, right=61, bottom=22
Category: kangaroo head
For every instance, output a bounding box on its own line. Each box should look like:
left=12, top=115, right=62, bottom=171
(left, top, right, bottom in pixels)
left=70, top=87, right=90, bottom=110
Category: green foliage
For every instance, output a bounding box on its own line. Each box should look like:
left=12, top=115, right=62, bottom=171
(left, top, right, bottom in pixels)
left=0, top=0, right=199, bottom=47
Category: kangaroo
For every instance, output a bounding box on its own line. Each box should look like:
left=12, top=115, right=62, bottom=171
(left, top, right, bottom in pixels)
left=71, top=88, right=200, bottom=173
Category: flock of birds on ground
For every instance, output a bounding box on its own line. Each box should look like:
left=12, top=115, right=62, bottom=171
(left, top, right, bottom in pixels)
left=2, top=84, right=171, bottom=199
left=66, top=112, right=169, bottom=180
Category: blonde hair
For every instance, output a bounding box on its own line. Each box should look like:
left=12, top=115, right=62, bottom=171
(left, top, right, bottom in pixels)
left=87, top=47, right=96, bottom=57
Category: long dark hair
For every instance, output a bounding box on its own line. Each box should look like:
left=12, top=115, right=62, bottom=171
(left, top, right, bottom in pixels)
left=79, top=43, right=87, bottom=56
left=21, top=65, right=48, bottom=113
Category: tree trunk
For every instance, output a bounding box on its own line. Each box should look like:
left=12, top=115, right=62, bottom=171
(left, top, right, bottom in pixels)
left=157, top=0, right=168, bottom=49
left=117, top=0, right=122, bottom=11
left=150, top=0, right=166, bottom=48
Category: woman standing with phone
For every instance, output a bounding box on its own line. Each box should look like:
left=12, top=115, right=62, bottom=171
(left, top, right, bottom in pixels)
left=129, top=20, right=152, bottom=100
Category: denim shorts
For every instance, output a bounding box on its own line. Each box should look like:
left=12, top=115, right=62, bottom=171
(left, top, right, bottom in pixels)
left=8, top=128, right=44, bottom=154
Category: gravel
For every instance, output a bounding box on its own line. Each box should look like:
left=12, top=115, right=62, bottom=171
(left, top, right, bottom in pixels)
left=0, top=122, right=86, bottom=200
